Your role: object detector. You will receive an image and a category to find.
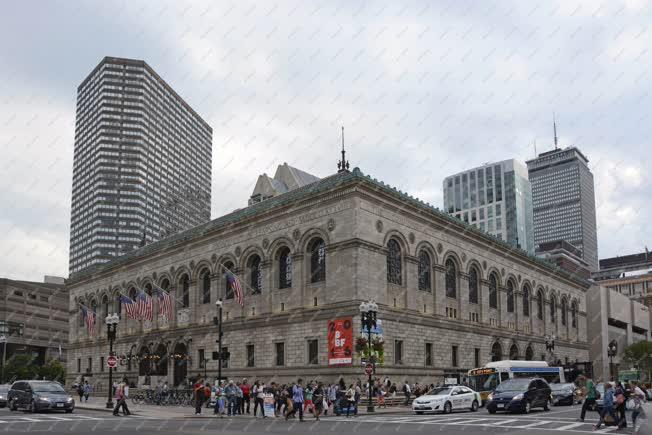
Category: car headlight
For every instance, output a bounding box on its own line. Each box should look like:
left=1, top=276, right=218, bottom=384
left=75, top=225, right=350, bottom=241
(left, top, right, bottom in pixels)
left=38, top=397, right=51, bottom=402
left=67, top=398, right=74, bottom=403
left=512, top=394, right=523, bottom=401
left=487, top=394, right=493, bottom=401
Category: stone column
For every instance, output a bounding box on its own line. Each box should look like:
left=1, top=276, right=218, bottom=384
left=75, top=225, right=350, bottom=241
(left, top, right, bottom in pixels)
left=480, top=279, right=490, bottom=324
left=405, top=255, right=418, bottom=311
left=261, top=259, right=273, bottom=315
left=433, top=265, right=446, bottom=317
left=293, top=253, right=304, bottom=311
left=459, top=272, right=469, bottom=321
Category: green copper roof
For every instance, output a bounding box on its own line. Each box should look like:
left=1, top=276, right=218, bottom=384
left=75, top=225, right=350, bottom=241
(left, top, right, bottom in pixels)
left=70, top=167, right=591, bottom=288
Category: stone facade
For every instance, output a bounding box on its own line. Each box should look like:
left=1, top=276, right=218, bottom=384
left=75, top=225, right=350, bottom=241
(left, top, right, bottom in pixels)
left=66, top=168, right=590, bottom=387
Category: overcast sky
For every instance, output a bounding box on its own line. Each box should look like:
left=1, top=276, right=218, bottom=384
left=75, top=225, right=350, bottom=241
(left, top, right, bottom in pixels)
left=1, top=0, right=650, bottom=281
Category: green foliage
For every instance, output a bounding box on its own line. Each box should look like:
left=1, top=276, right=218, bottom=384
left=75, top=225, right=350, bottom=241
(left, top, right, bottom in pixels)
left=3, top=356, right=65, bottom=384
left=622, top=341, right=652, bottom=373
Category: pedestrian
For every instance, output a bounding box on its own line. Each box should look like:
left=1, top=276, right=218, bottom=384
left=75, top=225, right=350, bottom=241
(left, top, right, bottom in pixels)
left=76, top=382, right=84, bottom=402
left=313, top=382, right=325, bottom=421
left=403, top=380, right=412, bottom=405
left=241, top=378, right=251, bottom=414
left=615, top=381, right=628, bottom=429
left=83, top=380, right=92, bottom=402
left=630, top=380, right=646, bottom=430
left=594, top=382, right=615, bottom=430
left=235, top=382, right=243, bottom=415
left=112, top=377, right=131, bottom=416
left=286, top=378, right=305, bottom=422
left=214, top=381, right=225, bottom=417
left=194, top=377, right=205, bottom=415
left=345, top=384, right=356, bottom=418
left=225, top=380, right=238, bottom=416
left=578, top=376, right=597, bottom=422
left=254, top=382, right=266, bottom=417
left=377, top=384, right=386, bottom=408
left=303, top=383, right=314, bottom=414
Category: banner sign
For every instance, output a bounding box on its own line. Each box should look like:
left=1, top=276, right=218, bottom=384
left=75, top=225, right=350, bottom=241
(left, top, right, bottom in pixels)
left=328, top=317, right=353, bottom=366
left=263, top=393, right=276, bottom=417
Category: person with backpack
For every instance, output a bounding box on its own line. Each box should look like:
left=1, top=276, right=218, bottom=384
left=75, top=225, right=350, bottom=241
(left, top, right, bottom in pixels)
left=578, top=376, right=598, bottom=422
left=403, top=381, right=412, bottom=405
left=112, top=378, right=131, bottom=416
left=594, top=382, right=616, bottom=430
left=76, top=382, right=84, bottom=402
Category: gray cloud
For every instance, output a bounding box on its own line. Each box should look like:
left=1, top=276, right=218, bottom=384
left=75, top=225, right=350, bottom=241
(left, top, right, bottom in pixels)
left=1, top=0, right=650, bottom=280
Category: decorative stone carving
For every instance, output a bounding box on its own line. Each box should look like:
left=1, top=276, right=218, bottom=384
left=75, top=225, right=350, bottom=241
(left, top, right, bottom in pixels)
left=461, top=253, right=467, bottom=263
left=501, top=268, right=505, bottom=277
left=327, top=218, right=336, bottom=232
left=292, top=229, right=301, bottom=241
left=437, top=243, right=443, bottom=254
left=518, top=274, right=522, bottom=283
left=169, top=267, right=175, bottom=276
left=158, top=316, right=169, bottom=328
left=152, top=272, right=158, bottom=280
left=143, top=319, right=154, bottom=331
left=482, top=260, right=487, bottom=270
left=177, top=308, right=191, bottom=326
left=189, top=260, right=196, bottom=271
left=262, top=238, right=270, bottom=249
left=211, top=253, right=217, bottom=264
left=376, top=220, right=383, bottom=233
left=235, top=246, right=242, bottom=257
left=408, top=232, right=415, bottom=243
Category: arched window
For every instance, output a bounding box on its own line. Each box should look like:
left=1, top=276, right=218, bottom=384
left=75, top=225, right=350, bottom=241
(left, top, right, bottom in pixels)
left=537, top=290, right=544, bottom=320
left=201, top=269, right=211, bottom=304
left=138, top=346, right=150, bottom=377
left=224, top=262, right=235, bottom=299
left=418, top=251, right=431, bottom=291
left=179, top=275, right=190, bottom=308
left=129, top=287, right=137, bottom=301
left=509, top=344, right=519, bottom=360
left=491, top=342, right=502, bottom=362
left=160, top=279, right=170, bottom=291
left=550, top=295, right=557, bottom=323
left=506, top=281, right=515, bottom=313
left=468, top=268, right=479, bottom=304
left=445, top=259, right=457, bottom=298
left=145, top=283, right=152, bottom=296
left=489, top=274, right=498, bottom=309
left=386, top=239, right=402, bottom=285
left=90, top=300, right=97, bottom=331
left=153, top=343, right=168, bottom=376
left=561, top=298, right=568, bottom=326
left=278, top=247, right=292, bottom=289
left=522, top=285, right=530, bottom=317
left=525, top=345, right=534, bottom=361
left=248, top=255, right=262, bottom=294
left=309, top=238, right=326, bottom=283
left=101, top=295, right=109, bottom=320
left=571, top=301, right=578, bottom=328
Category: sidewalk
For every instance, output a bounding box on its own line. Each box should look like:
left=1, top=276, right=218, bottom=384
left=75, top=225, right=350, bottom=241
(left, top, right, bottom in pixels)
left=76, top=396, right=412, bottom=419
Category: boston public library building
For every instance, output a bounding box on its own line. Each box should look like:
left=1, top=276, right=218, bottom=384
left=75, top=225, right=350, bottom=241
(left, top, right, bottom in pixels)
left=66, top=162, right=591, bottom=388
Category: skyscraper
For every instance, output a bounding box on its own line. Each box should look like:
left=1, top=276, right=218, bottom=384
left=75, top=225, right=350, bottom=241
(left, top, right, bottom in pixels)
left=443, top=159, right=535, bottom=254
left=526, top=147, right=599, bottom=271
left=69, top=57, right=212, bottom=275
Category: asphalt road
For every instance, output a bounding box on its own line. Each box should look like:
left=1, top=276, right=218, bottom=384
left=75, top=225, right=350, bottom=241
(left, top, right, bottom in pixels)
left=0, top=404, right=641, bottom=434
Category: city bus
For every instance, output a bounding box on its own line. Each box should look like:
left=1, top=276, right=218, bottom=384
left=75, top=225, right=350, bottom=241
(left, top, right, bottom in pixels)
left=468, top=360, right=565, bottom=404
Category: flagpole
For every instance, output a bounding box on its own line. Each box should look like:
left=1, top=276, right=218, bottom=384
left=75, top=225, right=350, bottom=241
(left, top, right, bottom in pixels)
left=216, top=262, right=259, bottom=296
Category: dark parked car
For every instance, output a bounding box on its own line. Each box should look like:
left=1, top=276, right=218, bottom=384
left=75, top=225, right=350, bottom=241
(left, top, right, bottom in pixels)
left=8, top=381, right=74, bottom=413
left=551, top=383, right=578, bottom=406
left=0, top=385, right=9, bottom=408
left=486, top=378, right=551, bottom=414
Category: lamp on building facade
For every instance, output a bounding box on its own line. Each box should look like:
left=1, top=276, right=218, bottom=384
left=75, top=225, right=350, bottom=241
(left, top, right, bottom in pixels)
left=545, top=335, right=556, bottom=354
left=359, top=300, right=378, bottom=413
left=607, top=340, right=618, bottom=381
left=105, top=313, right=119, bottom=409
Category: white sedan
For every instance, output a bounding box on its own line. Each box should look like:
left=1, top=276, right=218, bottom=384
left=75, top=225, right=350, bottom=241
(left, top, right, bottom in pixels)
left=412, top=386, right=481, bottom=414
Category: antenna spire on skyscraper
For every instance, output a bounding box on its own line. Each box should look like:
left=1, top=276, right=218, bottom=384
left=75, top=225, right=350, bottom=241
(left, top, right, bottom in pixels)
left=553, top=113, right=558, bottom=150
left=337, top=126, right=350, bottom=172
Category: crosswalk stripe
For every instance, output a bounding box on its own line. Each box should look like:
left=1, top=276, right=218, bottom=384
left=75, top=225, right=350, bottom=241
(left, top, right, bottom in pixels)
left=555, top=422, right=585, bottom=431
left=19, top=417, right=43, bottom=422
left=448, top=418, right=486, bottom=425
left=515, top=420, right=551, bottom=428
left=488, top=419, right=518, bottom=425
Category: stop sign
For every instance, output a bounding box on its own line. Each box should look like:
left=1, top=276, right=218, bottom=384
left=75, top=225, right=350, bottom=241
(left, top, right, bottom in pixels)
left=107, top=355, right=118, bottom=368
left=364, top=363, right=373, bottom=375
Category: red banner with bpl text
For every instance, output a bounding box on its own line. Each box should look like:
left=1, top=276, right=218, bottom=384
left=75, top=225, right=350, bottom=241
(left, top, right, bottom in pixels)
left=328, top=317, right=353, bottom=366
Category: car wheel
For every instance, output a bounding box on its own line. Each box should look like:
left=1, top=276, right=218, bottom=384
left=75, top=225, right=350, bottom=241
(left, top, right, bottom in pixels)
left=9, top=399, right=17, bottom=411
left=471, top=400, right=479, bottom=412
left=543, top=398, right=551, bottom=411
left=444, top=401, right=452, bottom=414
left=415, top=411, right=424, bottom=415
left=523, top=401, right=531, bottom=414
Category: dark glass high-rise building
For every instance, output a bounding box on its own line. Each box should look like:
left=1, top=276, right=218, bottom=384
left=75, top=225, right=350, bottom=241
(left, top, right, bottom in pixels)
left=526, top=147, right=599, bottom=271
left=69, top=57, right=212, bottom=275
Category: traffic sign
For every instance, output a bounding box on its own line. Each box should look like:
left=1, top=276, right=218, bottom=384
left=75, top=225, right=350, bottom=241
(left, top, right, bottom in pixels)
left=364, top=363, right=373, bottom=375
left=107, top=355, right=118, bottom=368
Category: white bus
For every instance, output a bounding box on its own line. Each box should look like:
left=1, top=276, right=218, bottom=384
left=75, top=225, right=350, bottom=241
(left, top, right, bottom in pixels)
left=468, top=360, right=565, bottom=404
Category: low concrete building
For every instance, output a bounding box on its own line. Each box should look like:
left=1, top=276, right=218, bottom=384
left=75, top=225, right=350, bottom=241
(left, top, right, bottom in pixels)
left=0, top=277, right=68, bottom=367
left=587, top=285, right=651, bottom=381
left=592, top=250, right=652, bottom=307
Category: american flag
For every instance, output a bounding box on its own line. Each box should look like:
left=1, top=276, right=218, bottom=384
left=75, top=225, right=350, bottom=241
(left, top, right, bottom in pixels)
left=225, top=269, right=244, bottom=306
left=153, top=284, right=174, bottom=320
left=120, top=294, right=139, bottom=320
left=136, top=289, right=153, bottom=321
left=80, top=305, right=95, bottom=335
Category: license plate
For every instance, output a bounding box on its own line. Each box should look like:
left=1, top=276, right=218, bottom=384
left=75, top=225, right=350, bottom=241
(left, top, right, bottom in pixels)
left=56, top=403, right=64, bottom=408
left=496, top=404, right=504, bottom=409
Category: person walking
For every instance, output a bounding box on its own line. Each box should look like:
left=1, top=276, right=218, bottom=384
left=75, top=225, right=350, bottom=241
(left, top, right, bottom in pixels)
left=83, top=380, right=92, bottom=402
left=615, top=381, right=628, bottom=429
left=303, top=383, right=314, bottom=414
left=112, top=378, right=131, bottom=416
left=594, top=383, right=615, bottom=430
left=345, top=384, right=356, bottom=418
left=578, top=376, right=597, bottom=422
left=286, top=379, right=305, bottom=421
left=241, top=379, right=251, bottom=414
left=76, top=382, right=84, bottom=402
left=194, top=377, right=205, bottom=415
left=403, top=381, right=412, bottom=406
left=630, top=380, right=647, bottom=431
left=313, top=382, right=325, bottom=421
left=254, top=382, right=266, bottom=417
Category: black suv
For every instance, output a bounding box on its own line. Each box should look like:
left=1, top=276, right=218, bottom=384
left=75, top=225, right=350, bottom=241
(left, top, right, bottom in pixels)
left=7, top=381, right=74, bottom=413
left=486, top=377, right=551, bottom=414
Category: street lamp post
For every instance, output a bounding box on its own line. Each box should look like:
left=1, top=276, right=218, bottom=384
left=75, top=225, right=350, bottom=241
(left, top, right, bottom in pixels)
left=0, top=321, right=8, bottom=384
left=105, top=313, right=119, bottom=409
left=214, top=299, right=223, bottom=384
left=607, top=340, right=618, bottom=381
left=359, top=300, right=379, bottom=414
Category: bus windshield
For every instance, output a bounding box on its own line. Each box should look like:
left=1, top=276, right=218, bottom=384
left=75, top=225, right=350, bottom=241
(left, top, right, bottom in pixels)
left=469, top=372, right=498, bottom=392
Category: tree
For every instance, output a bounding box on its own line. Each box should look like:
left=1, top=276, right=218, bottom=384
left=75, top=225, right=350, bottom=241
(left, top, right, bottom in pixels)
left=39, top=359, right=65, bottom=383
left=622, top=341, right=652, bottom=379
left=4, top=355, right=38, bottom=382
